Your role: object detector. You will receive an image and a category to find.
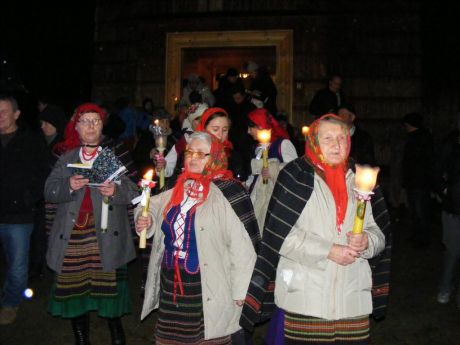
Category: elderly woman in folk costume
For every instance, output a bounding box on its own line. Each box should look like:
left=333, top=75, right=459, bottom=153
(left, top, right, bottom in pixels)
left=45, top=103, right=138, bottom=345
left=241, top=114, right=390, bottom=345
left=246, top=108, right=298, bottom=232
left=135, top=131, right=256, bottom=344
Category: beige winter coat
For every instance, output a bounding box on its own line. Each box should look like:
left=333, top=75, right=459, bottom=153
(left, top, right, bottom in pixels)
left=275, top=169, right=385, bottom=320
left=136, top=183, right=256, bottom=340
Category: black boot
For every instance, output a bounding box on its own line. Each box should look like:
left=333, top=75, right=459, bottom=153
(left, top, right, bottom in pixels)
left=107, top=317, right=126, bottom=345
left=71, top=313, right=91, bottom=345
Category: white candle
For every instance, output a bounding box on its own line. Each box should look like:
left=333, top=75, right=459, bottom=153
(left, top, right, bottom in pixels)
left=101, top=197, right=109, bottom=231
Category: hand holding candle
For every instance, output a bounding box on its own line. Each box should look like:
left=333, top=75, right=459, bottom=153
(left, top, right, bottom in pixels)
left=352, top=165, right=380, bottom=234
left=139, top=169, right=156, bottom=248
left=257, top=129, right=271, bottom=184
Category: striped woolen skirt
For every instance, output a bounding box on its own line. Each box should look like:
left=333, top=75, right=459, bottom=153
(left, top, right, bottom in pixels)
left=284, top=312, right=370, bottom=345
left=48, top=213, right=131, bottom=318
left=155, top=265, right=232, bottom=345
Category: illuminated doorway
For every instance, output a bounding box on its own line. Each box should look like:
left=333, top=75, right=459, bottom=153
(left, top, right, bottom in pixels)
left=165, top=30, right=293, bottom=120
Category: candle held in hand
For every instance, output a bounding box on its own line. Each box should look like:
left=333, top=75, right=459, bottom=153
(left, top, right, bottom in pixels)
left=139, top=169, right=155, bottom=248
left=352, top=165, right=380, bottom=234
left=257, top=129, right=271, bottom=184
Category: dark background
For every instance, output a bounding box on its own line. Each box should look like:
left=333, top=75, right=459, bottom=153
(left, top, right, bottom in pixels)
left=1, top=2, right=459, bottom=120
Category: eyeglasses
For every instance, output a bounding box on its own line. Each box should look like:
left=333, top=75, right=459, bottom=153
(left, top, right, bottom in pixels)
left=78, top=119, right=102, bottom=127
left=184, top=150, right=210, bottom=160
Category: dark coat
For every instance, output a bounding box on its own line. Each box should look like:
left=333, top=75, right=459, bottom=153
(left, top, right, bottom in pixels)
left=44, top=148, right=139, bottom=274
left=402, top=128, right=433, bottom=190
left=350, top=125, right=375, bottom=166
left=0, top=128, right=51, bottom=223
left=309, top=88, right=345, bottom=118
left=436, top=130, right=460, bottom=214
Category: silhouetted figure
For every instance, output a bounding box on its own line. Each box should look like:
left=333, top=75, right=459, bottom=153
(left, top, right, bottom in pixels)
left=309, top=74, right=345, bottom=118
left=435, top=115, right=460, bottom=306
left=338, top=103, right=375, bottom=166
left=246, top=62, right=278, bottom=117
left=401, top=112, right=433, bottom=247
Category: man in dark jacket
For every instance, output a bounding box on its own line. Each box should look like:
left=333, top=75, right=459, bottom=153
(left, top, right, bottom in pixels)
left=435, top=117, right=460, bottom=306
left=0, top=95, right=50, bottom=324
left=309, top=74, right=345, bottom=118
left=226, top=86, right=257, bottom=181
left=401, top=112, right=433, bottom=248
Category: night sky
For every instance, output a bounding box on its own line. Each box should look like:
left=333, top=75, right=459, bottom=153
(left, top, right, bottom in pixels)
left=1, top=2, right=96, bottom=118
left=1, top=2, right=459, bottom=120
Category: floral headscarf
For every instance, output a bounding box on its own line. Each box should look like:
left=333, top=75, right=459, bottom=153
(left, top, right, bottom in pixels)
left=305, top=114, right=351, bottom=233
left=163, top=132, right=233, bottom=218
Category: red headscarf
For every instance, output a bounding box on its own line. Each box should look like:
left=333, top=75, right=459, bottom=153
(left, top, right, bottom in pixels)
left=305, top=114, right=351, bottom=233
left=53, top=103, right=106, bottom=154
left=248, top=108, right=290, bottom=142
left=163, top=132, right=233, bottom=218
left=195, top=107, right=233, bottom=150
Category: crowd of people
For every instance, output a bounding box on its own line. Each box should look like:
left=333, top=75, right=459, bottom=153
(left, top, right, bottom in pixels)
left=0, top=64, right=451, bottom=345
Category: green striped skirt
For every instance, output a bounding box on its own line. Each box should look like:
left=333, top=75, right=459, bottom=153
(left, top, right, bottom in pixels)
left=155, top=265, right=232, bottom=345
left=284, top=312, right=370, bottom=344
left=48, top=213, right=131, bottom=318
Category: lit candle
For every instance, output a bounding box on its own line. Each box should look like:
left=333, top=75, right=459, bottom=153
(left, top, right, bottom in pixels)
left=257, top=129, right=271, bottom=185
left=302, top=126, right=309, bottom=141
left=352, top=165, right=380, bottom=234
left=139, top=169, right=155, bottom=248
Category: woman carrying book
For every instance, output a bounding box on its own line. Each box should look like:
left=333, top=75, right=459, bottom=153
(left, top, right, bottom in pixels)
left=44, top=103, right=139, bottom=345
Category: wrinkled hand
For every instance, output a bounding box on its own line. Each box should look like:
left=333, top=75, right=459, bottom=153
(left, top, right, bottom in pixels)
left=235, top=300, right=244, bottom=307
left=261, top=167, right=270, bottom=179
left=346, top=232, right=369, bottom=252
left=98, top=181, right=116, bottom=197
left=70, top=175, right=89, bottom=191
left=149, top=148, right=158, bottom=160
left=135, top=215, right=152, bottom=234
left=328, top=244, right=359, bottom=266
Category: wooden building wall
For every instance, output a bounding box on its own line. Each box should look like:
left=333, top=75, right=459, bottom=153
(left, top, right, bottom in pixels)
left=93, top=0, right=422, bottom=204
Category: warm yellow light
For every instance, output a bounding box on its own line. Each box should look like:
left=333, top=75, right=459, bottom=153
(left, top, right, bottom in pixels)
left=257, top=129, right=271, bottom=144
left=154, top=119, right=159, bottom=126
left=174, top=96, right=178, bottom=102
left=355, top=165, right=380, bottom=192
left=239, top=73, right=250, bottom=79
left=302, top=126, right=309, bottom=136
left=143, top=169, right=155, bottom=181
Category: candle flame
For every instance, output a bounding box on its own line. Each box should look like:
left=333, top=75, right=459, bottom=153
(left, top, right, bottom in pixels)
left=302, top=126, right=309, bottom=136
left=154, top=119, right=159, bottom=126
left=174, top=96, right=178, bottom=102
left=355, top=165, right=380, bottom=192
left=257, top=129, right=271, bottom=144
left=143, top=169, right=155, bottom=181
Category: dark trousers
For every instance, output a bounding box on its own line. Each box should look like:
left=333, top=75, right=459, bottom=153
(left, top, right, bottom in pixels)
left=406, top=188, right=431, bottom=244
left=29, top=200, right=47, bottom=276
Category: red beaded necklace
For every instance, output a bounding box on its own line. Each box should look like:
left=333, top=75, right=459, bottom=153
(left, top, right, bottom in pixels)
left=81, top=146, right=99, bottom=161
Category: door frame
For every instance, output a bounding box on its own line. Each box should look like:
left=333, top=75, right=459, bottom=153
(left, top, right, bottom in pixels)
left=165, top=30, right=293, bottom=119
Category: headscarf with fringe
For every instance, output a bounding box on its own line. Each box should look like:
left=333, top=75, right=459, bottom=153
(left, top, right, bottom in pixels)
left=163, top=132, right=233, bottom=219
left=304, top=113, right=351, bottom=233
